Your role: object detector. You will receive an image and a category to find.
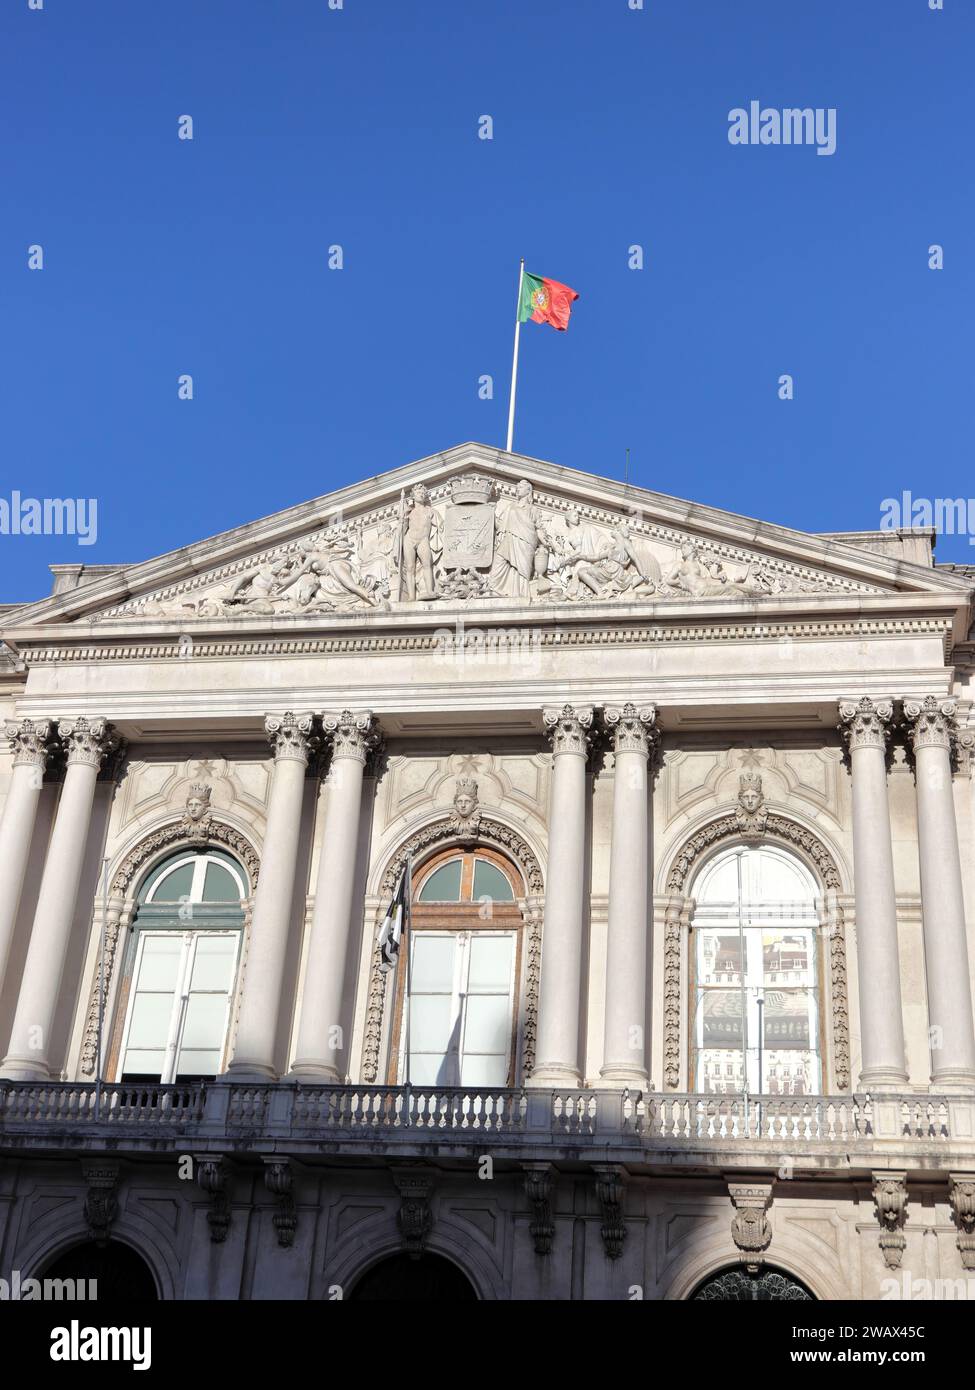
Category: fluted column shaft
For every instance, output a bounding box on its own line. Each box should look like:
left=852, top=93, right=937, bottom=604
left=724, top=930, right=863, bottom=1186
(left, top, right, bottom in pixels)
left=905, top=697, right=975, bottom=1088
left=1, top=718, right=116, bottom=1082
left=226, top=713, right=315, bottom=1081
left=0, top=720, right=53, bottom=994
left=289, top=710, right=378, bottom=1083
left=839, top=698, right=908, bottom=1089
left=529, top=704, right=593, bottom=1088
left=600, top=703, right=657, bottom=1087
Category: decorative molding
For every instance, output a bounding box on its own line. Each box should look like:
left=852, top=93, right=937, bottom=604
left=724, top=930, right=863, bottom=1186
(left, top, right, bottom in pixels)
left=663, top=897, right=689, bottom=1090
left=263, top=1159, right=297, bottom=1248
left=197, top=1157, right=231, bottom=1243
left=108, top=817, right=260, bottom=899
left=363, top=817, right=544, bottom=1083
left=21, top=617, right=950, bottom=667
left=826, top=898, right=851, bottom=1092
left=521, top=896, right=544, bottom=1078
left=872, top=1172, right=908, bottom=1269
left=522, top=1163, right=555, bottom=1255
left=81, top=1159, right=120, bottom=1246
left=593, top=1165, right=627, bottom=1260
left=665, top=811, right=842, bottom=895
left=729, top=1181, right=773, bottom=1274
left=949, top=1173, right=975, bottom=1271
left=79, top=896, right=136, bottom=1076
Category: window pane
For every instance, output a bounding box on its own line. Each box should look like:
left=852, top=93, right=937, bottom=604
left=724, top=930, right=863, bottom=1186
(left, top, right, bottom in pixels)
left=411, top=936, right=454, bottom=992
left=136, top=936, right=183, bottom=991
left=409, top=996, right=454, bottom=1053
left=150, top=862, right=194, bottom=903
left=698, top=932, right=743, bottom=986
left=700, top=990, right=744, bottom=1047
left=127, top=994, right=174, bottom=1048
left=417, top=861, right=463, bottom=901
left=461, top=1053, right=508, bottom=1088
left=189, top=936, right=238, bottom=991
left=180, top=994, right=229, bottom=1049
left=763, top=930, right=813, bottom=985
left=175, top=1050, right=221, bottom=1077
left=202, top=862, right=241, bottom=902
left=464, top=995, right=510, bottom=1054
left=697, top=1050, right=746, bottom=1094
left=762, top=989, right=813, bottom=1048
left=122, top=1050, right=166, bottom=1076
left=468, top=936, right=514, bottom=992
left=407, top=1054, right=449, bottom=1086
left=472, top=860, right=515, bottom=903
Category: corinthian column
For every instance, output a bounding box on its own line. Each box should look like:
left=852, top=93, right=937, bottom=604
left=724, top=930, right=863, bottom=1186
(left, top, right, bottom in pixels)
left=529, top=704, right=594, bottom=1088
left=838, top=698, right=908, bottom=1089
left=904, top=697, right=975, bottom=1088
left=289, top=710, right=379, bottom=1083
left=600, top=703, right=657, bottom=1087
left=0, top=720, right=54, bottom=994
left=225, top=713, right=316, bottom=1081
left=1, top=717, right=117, bottom=1082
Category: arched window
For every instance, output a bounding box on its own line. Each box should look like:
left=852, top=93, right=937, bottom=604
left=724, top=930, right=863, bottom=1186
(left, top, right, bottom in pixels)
left=690, top=844, right=822, bottom=1096
left=388, top=848, right=524, bottom=1088
left=111, top=849, right=248, bottom=1084
left=692, top=1266, right=813, bottom=1301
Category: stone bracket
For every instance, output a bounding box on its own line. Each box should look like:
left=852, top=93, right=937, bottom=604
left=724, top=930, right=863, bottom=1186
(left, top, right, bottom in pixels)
left=522, top=1162, right=555, bottom=1255
left=728, top=1179, right=773, bottom=1274
left=593, top=1164, right=627, bottom=1260
left=196, top=1155, right=232, bottom=1244
left=949, top=1173, right=975, bottom=1271
left=872, top=1171, right=908, bottom=1269
left=263, top=1158, right=297, bottom=1248
left=81, top=1159, right=120, bottom=1247
left=392, top=1166, right=434, bottom=1259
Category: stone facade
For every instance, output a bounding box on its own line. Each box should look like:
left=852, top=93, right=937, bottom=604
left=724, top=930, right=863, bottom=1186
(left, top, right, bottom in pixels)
left=0, top=442, right=974, bottom=1300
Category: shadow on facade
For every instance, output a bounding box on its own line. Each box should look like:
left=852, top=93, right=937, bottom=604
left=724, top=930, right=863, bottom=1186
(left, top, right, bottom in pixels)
left=42, top=1240, right=159, bottom=1301
left=348, top=1252, right=478, bottom=1301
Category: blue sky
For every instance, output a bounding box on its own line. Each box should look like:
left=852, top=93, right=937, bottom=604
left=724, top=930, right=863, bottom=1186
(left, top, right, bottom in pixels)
left=2, top=0, right=972, bottom=602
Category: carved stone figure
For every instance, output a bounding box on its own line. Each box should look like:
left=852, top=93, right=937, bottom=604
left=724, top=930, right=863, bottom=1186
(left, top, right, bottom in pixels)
left=285, top=529, right=388, bottom=611
left=488, top=480, right=539, bottom=599
left=180, top=783, right=213, bottom=841
left=735, top=771, right=768, bottom=837
left=399, top=484, right=441, bottom=601
left=448, top=776, right=481, bottom=839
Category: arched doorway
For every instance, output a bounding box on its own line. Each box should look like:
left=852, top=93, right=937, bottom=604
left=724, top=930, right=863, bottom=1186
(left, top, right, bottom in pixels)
left=692, top=1266, right=813, bottom=1301
left=41, top=1241, right=159, bottom=1300
left=349, top=1252, right=478, bottom=1301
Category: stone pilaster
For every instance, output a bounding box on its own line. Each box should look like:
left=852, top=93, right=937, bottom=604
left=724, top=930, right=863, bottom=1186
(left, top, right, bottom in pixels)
left=0, top=719, right=55, bottom=993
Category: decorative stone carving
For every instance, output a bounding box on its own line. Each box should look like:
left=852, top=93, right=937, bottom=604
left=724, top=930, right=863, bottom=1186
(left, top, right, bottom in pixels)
left=4, top=717, right=54, bottom=769
left=838, top=696, right=894, bottom=756
left=604, top=702, right=658, bottom=757
left=179, top=783, right=213, bottom=841
left=79, top=896, right=135, bottom=1076
left=521, top=896, right=544, bottom=1077
left=543, top=704, right=595, bottom=758
left=265, top=711, right=317, bottom=764
left=734, top=771, right=768, bottom=837
left=264, top=1159, right=297, bottom=1248
left=663, top=897, right=688, bottom=1089
left=441, top=475, right=495, bottom=580
left=447, top=776, right=481, bottom=839
left=392, top=1168, right=433, bottom=1258
left=872, top=1172, right=908, bottom=1269
left=949, top=1174, right=975, bottom=1271
left=903, top=696, right=973, bottom=771
left=398, top=483, right=442, bottom=601
left=666, top=812, right=842, bottom=895
left=322, top=709, right=379, bottom=764
left=729, top=1181, right=773, bottom=1274
left=826, top=898, right=851, bottom=1092
left=522, top=1163, right=555, bottom=1255
left=363, top=820, right=543, bottom=1083
left=197, top=1157, right=231, bottom=1243
left=60, top=716, right=118, bottom=769
left=81, top=1160, right=120, bottom=1246
left=593, top=1165, right=627, bottom=1259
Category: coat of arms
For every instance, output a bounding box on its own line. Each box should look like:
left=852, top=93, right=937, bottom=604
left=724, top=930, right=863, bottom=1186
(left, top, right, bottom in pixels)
left=442, top=476, right=496, bottom=571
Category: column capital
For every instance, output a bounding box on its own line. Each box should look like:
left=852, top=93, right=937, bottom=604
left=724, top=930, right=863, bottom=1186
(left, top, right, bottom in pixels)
left=4, top=717, right=54, bottom=769
left=604, top=702, right=658, bottom=757
left=903, top=695, right=971, bottom=765
left=265, top=711, right=317, bottom=764
left=321, top=709, right=380, bottom=763
left=838, top=696, right=894, bottom=753
left=58, top=717, right=118, bottom=770
left=542, top=704, right=594, bottom=757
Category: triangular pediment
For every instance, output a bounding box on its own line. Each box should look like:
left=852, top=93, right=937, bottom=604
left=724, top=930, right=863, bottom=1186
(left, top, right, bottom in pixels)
left=4, top=443, right=970, bottom=634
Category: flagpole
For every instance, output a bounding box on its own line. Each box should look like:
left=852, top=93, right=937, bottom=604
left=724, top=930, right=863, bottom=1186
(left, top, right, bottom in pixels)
left=505, top=258, right=525, bottom=454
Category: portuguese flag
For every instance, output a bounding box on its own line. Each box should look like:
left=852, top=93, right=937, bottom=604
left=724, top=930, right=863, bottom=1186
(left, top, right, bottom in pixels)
left=518, top=272, right=579, bottom=331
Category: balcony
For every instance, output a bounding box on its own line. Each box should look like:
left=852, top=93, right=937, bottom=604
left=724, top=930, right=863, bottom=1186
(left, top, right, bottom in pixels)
left=2, top=1081, right=971, bottom=1173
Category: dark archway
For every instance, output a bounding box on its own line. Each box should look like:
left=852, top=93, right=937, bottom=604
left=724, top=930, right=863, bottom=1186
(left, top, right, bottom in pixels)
left=41, top=1241, right=159, bottom=1301
left=692, top=1266, right=813, bottom=1301
left=349, top=1252, right=478, bottom=1301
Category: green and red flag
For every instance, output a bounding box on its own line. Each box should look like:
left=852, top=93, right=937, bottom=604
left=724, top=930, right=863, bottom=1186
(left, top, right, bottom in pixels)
left=518, top=272, right=579, bottom=331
